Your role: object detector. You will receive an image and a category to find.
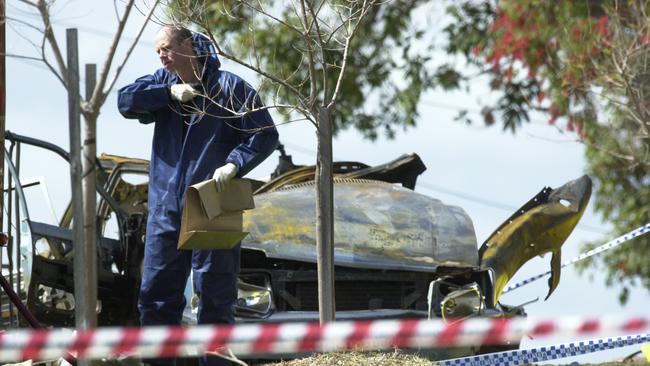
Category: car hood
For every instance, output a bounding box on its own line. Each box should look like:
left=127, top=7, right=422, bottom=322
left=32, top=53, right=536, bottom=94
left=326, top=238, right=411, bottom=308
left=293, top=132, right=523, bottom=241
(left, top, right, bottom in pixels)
left=242, top=179, right=478, bottom=272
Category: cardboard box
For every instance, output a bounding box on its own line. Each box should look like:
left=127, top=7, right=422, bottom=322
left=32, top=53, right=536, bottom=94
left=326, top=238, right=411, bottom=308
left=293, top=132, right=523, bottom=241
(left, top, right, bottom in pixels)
left=178, top=178, right=255, bottom=250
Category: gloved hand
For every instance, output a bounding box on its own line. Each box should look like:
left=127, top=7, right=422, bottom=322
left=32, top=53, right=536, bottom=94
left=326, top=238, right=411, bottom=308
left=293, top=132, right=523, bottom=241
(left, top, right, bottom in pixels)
left=170, top=83, right=199, bottom=102
left=213, top=163, right=238, bottom=192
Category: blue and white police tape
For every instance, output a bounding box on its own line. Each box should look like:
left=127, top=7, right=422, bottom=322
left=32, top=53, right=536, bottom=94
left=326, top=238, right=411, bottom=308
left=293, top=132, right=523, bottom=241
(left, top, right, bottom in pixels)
left=502, top=223, right=650, bottom=295
left=438, top=332, right=650, bottom=366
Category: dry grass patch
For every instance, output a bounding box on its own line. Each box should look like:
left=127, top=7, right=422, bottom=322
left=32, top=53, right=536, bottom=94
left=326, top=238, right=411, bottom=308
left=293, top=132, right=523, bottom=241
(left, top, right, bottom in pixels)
left=258, top=350, right=435, bottom=366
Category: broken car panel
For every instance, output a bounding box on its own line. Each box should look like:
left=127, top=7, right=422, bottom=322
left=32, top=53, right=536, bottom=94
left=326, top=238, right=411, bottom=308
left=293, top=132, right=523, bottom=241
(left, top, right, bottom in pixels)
left=479, top=175, right=592, bottom=304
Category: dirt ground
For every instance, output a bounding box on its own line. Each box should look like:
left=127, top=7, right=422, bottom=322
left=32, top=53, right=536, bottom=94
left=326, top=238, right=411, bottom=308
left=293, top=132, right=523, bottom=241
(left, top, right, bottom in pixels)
left=255, top=350, right=649, bottom=366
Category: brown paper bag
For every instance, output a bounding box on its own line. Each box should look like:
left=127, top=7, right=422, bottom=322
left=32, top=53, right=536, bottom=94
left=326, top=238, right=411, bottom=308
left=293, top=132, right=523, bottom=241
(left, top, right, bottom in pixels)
left=178, top=178, right=255, bottom=250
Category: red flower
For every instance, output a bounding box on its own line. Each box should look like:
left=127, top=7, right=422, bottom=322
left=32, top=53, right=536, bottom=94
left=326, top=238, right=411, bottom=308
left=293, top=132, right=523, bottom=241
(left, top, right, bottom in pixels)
left=591, top=45, right=601, bottom=56
left=595, top=16, right=609, bottom=37
left=548, top=105, right=560, bottom=125
left=571, top=25, right=583, bottom=40
left=576, top=120, right=585, bottom=138
left=566, top=118, right=575, bottom=132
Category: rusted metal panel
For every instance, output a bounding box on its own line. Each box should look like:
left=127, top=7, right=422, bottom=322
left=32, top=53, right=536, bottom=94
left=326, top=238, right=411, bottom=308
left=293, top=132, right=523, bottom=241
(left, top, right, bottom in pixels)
left=243, top=179, right=478, bottom=272
left=480, top=175, right=592, bottom=304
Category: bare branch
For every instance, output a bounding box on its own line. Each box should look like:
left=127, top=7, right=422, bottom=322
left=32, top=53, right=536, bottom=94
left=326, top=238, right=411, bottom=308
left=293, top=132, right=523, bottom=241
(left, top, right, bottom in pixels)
left=113, top=0, right=120, bottom=23
left=240, top=1, right=303, bottom=36
left=6, top=20, right=43, bottom=57
left=39, top=29, right=66, bottom=86
left=1, top=52, right=42, bottom=61
left=4, top=15, right=44, bottom=33
left=35, top=0, right=69, bottom=88
left=101, top=0, right=162, bottom=108
left=300, top=0, right=318, bottom=109
left=83, top=0, right=136, bottom=116
left=197, top=85, right=312, bottom=124
left=197, top=26, right=309, bottom=110
left=581, top=138, right=645, bottom=166
left=16, top=0, right=37, bottom=6
left=135, top=0, right=168, bottom=28
left=306, top=1, right=328, bottom=101
left=328, top=0, right=372, bottom=108
left=171, top=95, right=312, bottom=133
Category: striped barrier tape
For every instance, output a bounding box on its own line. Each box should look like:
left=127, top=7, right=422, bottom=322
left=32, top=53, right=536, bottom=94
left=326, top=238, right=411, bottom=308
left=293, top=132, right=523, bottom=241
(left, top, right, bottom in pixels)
left=0, top=315, right=648, bottom=362
left=502, top=223, right=650, bottom=295
left=439, top=333, right=650, bottom=366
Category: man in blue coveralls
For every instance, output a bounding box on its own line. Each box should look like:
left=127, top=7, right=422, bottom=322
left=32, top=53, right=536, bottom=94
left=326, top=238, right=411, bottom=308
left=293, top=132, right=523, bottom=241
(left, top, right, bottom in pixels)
left=118, top=26, right=278, bottom=366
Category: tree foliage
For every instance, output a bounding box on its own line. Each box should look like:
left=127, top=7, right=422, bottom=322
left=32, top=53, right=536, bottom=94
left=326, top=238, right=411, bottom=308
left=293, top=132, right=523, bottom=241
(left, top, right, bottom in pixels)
left=170, top=0, right=458, bottom=139
left=443, top=0, right=650, bottom=302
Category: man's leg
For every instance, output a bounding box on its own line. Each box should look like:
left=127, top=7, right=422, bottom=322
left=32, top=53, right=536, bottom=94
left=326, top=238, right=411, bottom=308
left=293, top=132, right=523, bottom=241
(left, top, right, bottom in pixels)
left=192, top=245, right=240, bottom=366
left=140, top=229, right=192, bottom=366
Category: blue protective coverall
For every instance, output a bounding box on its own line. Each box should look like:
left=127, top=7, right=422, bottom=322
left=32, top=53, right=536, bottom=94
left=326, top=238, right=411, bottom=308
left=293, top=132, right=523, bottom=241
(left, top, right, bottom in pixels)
left=117, top=33, right=278, bottom=365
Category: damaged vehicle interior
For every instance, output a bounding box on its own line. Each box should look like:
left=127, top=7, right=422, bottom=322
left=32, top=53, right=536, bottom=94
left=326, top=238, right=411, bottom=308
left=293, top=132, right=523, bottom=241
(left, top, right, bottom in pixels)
left=0, top=131, right=592, bottom=356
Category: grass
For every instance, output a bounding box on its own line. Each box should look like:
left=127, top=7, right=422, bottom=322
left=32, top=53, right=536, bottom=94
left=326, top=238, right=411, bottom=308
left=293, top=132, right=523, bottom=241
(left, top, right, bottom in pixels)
left=256, top=349, right=650, bottom=366
left=258, top=350, right=434, bottom=366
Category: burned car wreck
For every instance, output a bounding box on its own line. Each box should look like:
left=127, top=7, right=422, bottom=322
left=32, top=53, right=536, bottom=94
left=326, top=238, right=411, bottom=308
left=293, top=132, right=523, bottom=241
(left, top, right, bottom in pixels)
left=1, top=131, right=591, bottom=332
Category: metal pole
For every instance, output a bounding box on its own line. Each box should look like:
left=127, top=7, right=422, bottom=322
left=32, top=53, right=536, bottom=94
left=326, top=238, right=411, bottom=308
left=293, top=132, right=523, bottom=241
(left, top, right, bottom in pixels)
left=66, top=29, right=93, bottom=338
left=1, top=0, right=7, bottom=247
left=81, top=63, right=97, bottom=329
left=6, top=143, right=13, bottom=326
left=13, top=143, right=20, bottom=327
left=0, top=0, right=6, bottom=329
left=316, top=106, right=335, bottom=322
left=0, top=273, right=41, bottom=328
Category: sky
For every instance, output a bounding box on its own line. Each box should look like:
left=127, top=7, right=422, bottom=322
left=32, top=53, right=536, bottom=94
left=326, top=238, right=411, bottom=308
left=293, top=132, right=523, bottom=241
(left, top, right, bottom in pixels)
left=3, top=1, right=649, bottom=364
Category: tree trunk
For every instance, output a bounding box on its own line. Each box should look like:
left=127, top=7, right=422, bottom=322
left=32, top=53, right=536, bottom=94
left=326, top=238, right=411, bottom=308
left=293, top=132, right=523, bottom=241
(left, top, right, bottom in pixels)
left=315, top=106, right=335, bottom=323
left=81, top=64, right=98, bottom=330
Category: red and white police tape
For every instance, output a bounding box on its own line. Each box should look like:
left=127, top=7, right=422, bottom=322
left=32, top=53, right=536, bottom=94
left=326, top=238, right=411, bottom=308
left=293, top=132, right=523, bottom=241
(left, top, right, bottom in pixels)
left=0, top=315, right=648, bottom=362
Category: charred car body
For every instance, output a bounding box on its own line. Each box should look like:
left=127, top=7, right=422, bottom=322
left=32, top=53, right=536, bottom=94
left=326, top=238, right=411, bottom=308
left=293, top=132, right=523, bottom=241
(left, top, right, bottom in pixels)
left=1, top=132, right=591, bottom=334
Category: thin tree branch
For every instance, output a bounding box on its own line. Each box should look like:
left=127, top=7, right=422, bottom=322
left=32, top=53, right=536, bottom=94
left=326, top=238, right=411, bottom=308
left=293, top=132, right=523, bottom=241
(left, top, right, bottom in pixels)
left=84, top=0, right=135, bottom=116
left=6, top=19, right=43, bottom=56
left=240, top=1, right=303, bottom=36
left=1, top=52, right=42, bottom=61
left=35, top=0, right=69, bottom=88
left=300, top=0, right=318, bottom=109
left=306, top=0, right=328, bottom=103
left=39, top=30, right=66, bottom=87
left=101, top=0, right=162, bottom=108
left=199, top=27, right=309, bottom=110
left=4, top=15, right=44, bottom=33
left=113, top=0, right=120, bottom=22
left=327, top=0, right=371, bottom=108
left=16, top=0, right=37, bottom=6
left=581, top=138, right=645, bottom=165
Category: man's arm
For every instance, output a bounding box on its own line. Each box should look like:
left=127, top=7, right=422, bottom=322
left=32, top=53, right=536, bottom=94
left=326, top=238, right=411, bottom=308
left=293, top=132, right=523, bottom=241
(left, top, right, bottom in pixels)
left=117, top=71, right=172, bottom=123
left=223, top=78, right=279, bottom=177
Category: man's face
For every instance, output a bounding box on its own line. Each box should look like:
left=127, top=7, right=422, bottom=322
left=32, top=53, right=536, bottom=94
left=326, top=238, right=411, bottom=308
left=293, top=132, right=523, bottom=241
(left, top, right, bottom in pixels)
left=154, top=29, right=194, bottom=76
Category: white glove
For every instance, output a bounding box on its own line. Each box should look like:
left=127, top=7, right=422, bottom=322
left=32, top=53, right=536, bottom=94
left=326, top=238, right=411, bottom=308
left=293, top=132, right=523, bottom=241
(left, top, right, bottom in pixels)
left=213, top=163, right=238, bottom=192
left=170, top=83, right=199, bottom=102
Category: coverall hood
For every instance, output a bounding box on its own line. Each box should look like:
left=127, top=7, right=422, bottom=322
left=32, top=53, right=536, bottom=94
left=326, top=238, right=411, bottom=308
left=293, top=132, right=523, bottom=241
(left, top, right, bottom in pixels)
left=191, top=32, right=221, bottom=71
